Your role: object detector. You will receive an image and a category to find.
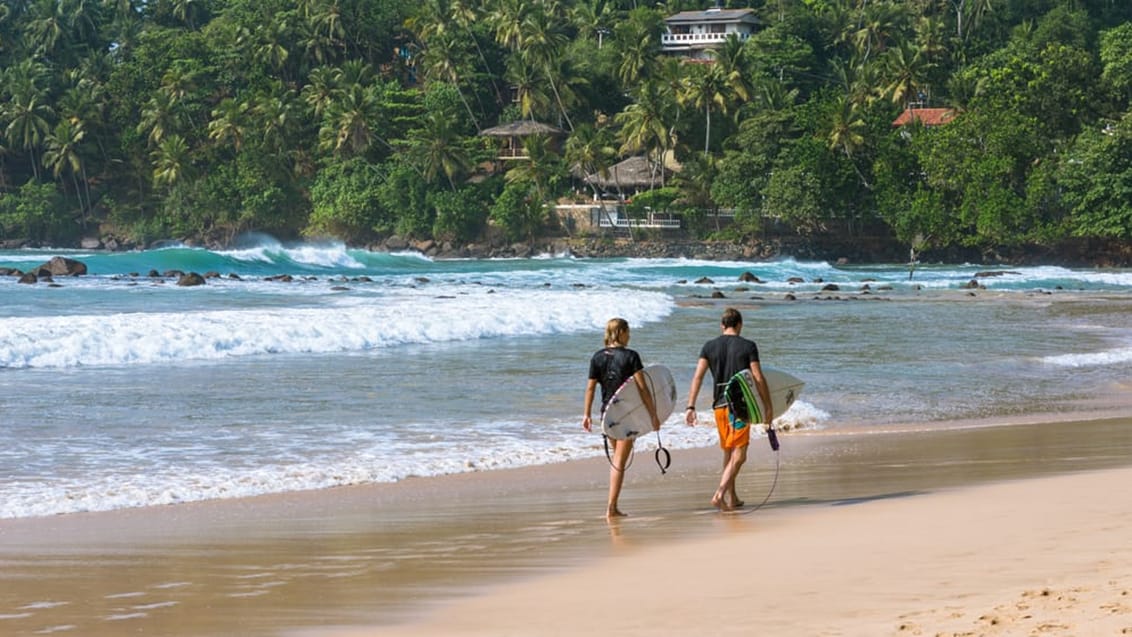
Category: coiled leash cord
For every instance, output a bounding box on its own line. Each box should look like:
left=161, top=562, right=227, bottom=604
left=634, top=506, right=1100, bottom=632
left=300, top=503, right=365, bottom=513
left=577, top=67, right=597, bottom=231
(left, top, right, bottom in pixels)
left=603, top=431, right=671, bottom=475
left=747, top=427, right=781, bottom=513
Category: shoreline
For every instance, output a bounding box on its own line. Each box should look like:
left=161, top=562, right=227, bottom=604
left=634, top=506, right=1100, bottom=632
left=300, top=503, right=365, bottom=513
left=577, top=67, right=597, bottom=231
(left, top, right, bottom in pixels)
left=318, top=464, right=1132, bottom=637
left=3, top=413, right=1132, bottom=636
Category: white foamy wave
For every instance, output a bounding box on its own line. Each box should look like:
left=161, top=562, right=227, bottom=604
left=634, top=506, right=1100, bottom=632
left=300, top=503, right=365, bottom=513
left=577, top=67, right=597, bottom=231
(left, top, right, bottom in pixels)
left=0, top=287, right=673, bottom=369
left=1042, top=346, right=1132, bottom=368
left=219, top=241, right=368, bottom=269
left=0, top=405, right=824, bottom=518
left=773, top=400, right=829, bottom=431
left=0, top=413, right=711, bottom=518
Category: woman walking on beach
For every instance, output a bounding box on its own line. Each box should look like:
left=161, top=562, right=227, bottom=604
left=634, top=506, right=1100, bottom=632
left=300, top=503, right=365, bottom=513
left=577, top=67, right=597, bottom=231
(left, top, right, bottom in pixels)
left=582, top=318, right=662, bottom=519
left=684, top=308, right=773, bottom=511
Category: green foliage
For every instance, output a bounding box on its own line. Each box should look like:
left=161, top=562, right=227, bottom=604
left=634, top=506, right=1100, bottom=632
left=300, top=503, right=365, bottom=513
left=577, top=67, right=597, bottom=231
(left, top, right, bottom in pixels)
left=1060, top=114, right=1132, bottom=240
left=0, top=0, right=1130, bottom=255
left=1100, top=22, right=1132, bottom=105
left=763, top=164, right=824, bottom=236
left=307, top=159, right=389, bottom=240
left=377, top=162, right=432, bottom=238
left=0, top=181, right=71, bottom=242
left=490, top=181, right=545, bottom=244
left=430, top=185, right=491, bottom=243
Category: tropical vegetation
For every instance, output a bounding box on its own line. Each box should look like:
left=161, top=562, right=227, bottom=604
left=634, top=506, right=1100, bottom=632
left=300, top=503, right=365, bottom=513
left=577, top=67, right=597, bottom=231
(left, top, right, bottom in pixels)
left=0, top=0, right=1130, bottom=256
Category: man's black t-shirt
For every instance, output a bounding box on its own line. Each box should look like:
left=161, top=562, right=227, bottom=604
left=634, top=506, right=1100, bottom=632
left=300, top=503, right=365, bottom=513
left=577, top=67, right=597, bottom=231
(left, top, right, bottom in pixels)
left=698, top=334, right=760, bottom=407
left=588, top=346, right=644, bottom=409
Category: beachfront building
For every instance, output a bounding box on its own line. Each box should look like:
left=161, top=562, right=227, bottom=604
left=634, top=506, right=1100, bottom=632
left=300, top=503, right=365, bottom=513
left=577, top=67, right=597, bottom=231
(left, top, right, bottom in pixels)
left=558, top=155, right=681, bottom=231
left=661, top=6, right=761, bottom=60
left=478, top=120, right=567, bottom=161
left=891, top=107, right=957, bottom=128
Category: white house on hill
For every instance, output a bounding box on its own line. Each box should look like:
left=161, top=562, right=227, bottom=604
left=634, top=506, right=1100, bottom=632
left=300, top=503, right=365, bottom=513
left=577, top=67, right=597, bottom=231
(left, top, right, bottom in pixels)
left=661, top=7, right=760, bottom=60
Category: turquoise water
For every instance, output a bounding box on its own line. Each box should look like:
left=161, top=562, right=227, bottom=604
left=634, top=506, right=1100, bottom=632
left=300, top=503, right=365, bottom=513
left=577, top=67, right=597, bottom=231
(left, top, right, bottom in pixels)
left=2, top=239, right=1131, bottom=518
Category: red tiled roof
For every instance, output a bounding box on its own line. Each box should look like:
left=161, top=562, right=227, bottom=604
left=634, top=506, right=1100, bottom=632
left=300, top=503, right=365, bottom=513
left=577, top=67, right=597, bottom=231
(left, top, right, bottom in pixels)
left=892, top=108, right=956, bottom=127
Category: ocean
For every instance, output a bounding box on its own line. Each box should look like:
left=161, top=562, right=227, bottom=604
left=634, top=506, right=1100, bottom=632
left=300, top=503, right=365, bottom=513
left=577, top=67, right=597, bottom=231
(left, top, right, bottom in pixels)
left=3, top=238, right=1132, bottom=520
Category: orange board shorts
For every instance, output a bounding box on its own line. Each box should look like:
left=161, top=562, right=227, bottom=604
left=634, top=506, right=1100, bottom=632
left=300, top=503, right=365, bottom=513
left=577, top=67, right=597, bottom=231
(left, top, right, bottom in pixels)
left=713, top=406, right=751, bottom=450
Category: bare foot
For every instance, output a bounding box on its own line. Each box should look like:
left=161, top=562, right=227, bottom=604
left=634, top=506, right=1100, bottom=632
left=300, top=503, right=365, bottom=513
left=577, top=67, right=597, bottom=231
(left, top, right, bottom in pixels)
left=731, top=497, right=745, bottom=508
left=711, top=493, right=734, bottom=512
left=606, top=508, right=627, bottom=519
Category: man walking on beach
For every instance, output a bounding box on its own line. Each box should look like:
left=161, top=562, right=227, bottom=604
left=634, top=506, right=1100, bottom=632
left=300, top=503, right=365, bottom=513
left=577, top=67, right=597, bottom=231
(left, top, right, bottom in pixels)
left=685, top=308, right=773, bottom=511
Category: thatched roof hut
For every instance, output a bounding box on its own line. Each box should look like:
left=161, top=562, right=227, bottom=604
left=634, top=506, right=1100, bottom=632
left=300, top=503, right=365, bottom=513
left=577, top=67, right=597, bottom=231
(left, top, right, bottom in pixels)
left=479, top=120, right=566, bottom=161
left=479, top=120, right=566, bottom=137
left=583, top=155, right=673, bottom=190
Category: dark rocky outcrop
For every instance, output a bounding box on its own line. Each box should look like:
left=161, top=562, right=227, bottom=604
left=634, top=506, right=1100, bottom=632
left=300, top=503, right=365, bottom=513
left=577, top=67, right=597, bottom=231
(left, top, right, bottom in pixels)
left=34, top=256, right=87, bottom=276
left=176, top=272, right=206, bottom=286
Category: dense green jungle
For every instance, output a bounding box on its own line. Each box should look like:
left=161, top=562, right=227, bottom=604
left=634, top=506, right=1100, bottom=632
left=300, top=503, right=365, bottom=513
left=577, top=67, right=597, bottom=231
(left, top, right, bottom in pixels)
left=1, top=0, right=1130, bottom=262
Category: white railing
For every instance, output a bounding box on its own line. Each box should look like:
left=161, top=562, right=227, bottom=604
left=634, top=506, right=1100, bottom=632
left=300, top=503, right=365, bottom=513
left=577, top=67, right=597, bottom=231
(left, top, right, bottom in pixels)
left=598, top=216, right=682, bottom=229
left=661, top=32, right=750, bottom=47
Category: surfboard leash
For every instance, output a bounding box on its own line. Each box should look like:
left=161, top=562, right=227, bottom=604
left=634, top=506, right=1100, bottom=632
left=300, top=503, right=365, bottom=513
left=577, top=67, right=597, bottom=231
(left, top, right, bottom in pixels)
left=654, top=431, right=671, bottom=474
left=602, top=434, right=636, bottom=473
left=602, top=432, right=670, bottom=475
left=748, top=448, right=781, bottom=513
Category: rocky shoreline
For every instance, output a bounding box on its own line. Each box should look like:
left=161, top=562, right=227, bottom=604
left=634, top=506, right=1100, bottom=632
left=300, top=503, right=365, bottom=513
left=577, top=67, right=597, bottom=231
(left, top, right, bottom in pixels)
left=378, top=234, right=1132, bottom=268
left=4, top=232, right=1131, bottom=269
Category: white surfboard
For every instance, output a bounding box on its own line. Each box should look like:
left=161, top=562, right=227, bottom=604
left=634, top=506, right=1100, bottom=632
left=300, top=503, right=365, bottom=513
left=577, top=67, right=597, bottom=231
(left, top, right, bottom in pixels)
left=727, top=367, right=805, bottom=424
left=601, top=364, right=677, bottom=441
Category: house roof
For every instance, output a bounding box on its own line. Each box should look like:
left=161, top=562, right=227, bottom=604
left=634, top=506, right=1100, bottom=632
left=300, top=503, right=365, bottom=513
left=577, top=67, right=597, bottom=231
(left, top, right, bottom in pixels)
left=892, top=107, right=956, bottom=127
left=584, top=156, right=673, bottom=188
left=665, top=8, right=759, bottom=25
left=479, top=120, right=566, bottom=137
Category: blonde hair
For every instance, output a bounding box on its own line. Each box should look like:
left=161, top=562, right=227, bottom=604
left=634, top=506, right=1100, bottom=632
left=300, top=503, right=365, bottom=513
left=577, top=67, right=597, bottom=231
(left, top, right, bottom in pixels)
left=604, top=318, right=630, bottom=347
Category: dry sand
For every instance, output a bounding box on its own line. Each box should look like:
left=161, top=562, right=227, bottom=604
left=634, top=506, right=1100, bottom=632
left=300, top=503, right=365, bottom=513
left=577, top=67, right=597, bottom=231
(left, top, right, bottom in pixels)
left=321, top=465, right=1132, bottom=637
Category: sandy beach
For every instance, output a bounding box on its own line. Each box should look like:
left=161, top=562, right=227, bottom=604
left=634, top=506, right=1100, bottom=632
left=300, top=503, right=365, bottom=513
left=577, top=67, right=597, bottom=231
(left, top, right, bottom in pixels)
left=3, top=414, right=1132, bottom=637
left=324, top=464, right=1132, bottom=637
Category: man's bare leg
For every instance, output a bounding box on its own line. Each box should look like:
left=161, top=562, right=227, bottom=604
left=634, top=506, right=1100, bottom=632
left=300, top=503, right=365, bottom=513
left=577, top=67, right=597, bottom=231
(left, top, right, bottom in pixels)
left=713, top=445, right=748, bottom=511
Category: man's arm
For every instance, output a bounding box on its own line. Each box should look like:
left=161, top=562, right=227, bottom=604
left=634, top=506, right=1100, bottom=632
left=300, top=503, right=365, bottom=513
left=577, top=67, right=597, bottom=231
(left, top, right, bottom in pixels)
left=685, top=357, right=709, bottom=425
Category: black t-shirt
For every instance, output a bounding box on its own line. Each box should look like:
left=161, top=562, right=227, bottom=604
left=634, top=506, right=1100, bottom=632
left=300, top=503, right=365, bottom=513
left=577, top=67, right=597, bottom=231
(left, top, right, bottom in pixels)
left=698, top=334, right=760, bottom=407
left=588, top=346, right=644, bottom=409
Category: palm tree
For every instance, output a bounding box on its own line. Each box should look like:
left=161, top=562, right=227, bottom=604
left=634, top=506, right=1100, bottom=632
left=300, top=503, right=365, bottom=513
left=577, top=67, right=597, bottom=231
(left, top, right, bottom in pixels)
left=301, top=66, right=339, bottom=118
left=712, top=35, right=751, bottom=108
left=951, top=0, right=994, bottom=42
left=519, top=4, right=573, bottom=130
left=505, top=54, right=552, bottom=120
left=449, top=0, right=505, bottom=106
left=419, top=30, right=481, bottom=130
left=826, top=94, right=870, bottom=188
left=486, top=0, right=528, bottom=52
left=565, top=122, right=618, bottom=227
left=42, top=119, right=90, bottom=224
left=151, top=134, right=192, bottom=189
left=4, top=87, right=55, bottom=180
left=614, top=13, right=656, bottom=90
left=883, top=40, right=932, bottom=107
left=504, top=134, right=559, bottom=244
left=679, top=62, right=729, bottom=157
left=852, top=1, right=904, bottom=64
left=23, top=0, right=66, bottom=58
left=208, top=98, right=248, bottom=152
left=615, top=81, right=673, bottom=184
left=414, top=110, right=470, bottom=191
left=137, top=91, right=177, bottom=147
left=253, top=86, right=302, bottom=159
left=319, top=84, right=381, bottom=157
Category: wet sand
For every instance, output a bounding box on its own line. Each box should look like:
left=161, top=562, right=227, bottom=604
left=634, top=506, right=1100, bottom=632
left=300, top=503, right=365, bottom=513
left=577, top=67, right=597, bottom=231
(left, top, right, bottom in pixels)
left=2, top=414, right=1132, bottom=637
